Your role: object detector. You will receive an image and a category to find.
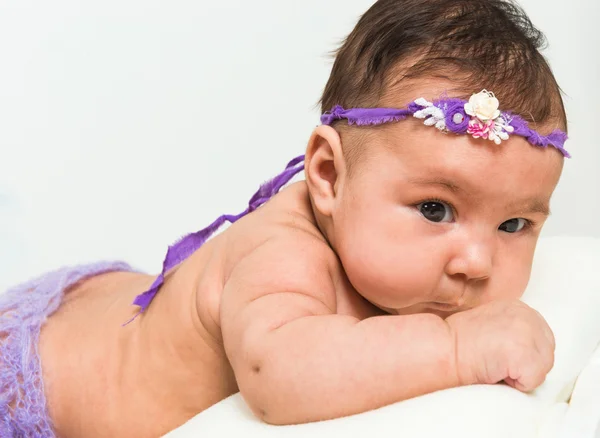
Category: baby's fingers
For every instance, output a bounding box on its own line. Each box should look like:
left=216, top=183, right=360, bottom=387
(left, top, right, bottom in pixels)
left=503, top=376, right=537, bottom=393
left=504, top=361, right=547, bottom=393
left=503, top=377, right=520, bottom=390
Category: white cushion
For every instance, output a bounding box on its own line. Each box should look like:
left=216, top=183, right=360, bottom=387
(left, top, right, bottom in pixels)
left=164, top=236, right=600, bottom=438
left=522, top=237, right=600, bottom=406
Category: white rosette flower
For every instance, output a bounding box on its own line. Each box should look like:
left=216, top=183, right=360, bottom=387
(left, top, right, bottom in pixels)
left=464, top=90, right=501, bottom=121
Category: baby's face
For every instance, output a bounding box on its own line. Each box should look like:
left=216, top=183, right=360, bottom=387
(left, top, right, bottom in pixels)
left=330, top=117, right=563, bottom=318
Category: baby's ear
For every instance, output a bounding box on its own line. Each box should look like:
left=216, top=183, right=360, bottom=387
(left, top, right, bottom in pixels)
left=304, top=125, right=346, bottom=217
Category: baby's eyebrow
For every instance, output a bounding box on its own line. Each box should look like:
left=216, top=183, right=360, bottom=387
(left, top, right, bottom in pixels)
left=407, top=177, right=551, bottom=216
left=508, top=198, right=551, bottom=217
left=407, top=177, right=463, bottom=193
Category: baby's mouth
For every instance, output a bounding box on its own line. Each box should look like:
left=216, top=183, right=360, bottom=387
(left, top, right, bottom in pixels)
left=426, top=302, right=459, bottom=311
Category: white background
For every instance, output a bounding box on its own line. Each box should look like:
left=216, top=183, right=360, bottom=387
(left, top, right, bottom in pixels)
left=0, top=0, right=598, bottom=291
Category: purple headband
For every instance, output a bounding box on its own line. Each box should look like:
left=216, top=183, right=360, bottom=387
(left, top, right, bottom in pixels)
left=321, top=90, right=570, bottom=158
left=129, top=90, right=569, bottom=317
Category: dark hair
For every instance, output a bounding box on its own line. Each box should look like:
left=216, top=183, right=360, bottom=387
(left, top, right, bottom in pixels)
left=320, top=0, right=566, bottom=134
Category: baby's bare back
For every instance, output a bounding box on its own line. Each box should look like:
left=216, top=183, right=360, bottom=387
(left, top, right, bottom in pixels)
left=39, top=182, right=367, bottom=437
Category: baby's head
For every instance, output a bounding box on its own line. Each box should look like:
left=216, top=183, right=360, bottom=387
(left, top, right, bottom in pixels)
left=304, top=0, right=567, bottom=317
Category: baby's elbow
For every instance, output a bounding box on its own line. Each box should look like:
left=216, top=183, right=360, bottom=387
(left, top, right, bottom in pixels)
left=236, top=361, right=299, bottom=425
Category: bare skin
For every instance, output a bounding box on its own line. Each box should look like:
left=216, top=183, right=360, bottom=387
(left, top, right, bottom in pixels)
left=40, top=182, right=373, bottom=437
left=39, top=85, right=563, bottom=436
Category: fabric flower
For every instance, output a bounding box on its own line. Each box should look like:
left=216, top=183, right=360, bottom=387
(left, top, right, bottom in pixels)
left=467, top=119, right=493, bottom=139
left=464, top=90, right=501, bottom=121
left=443, top=99, right=470, bottom=134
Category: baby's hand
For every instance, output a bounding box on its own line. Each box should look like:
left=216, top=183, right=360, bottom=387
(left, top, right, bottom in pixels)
left=446, top=300, right=555, bottom=392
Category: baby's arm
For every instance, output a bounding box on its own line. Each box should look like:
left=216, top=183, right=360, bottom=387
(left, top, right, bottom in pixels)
left=220, top=236, right=459, bottom=425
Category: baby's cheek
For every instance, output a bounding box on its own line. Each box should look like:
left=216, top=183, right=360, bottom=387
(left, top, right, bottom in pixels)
left=339, top=241, right=436, bottom=308
left=487, top=266, right=532, bottom=302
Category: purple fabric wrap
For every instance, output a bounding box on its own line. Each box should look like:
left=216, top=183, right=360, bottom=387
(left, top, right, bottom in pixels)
left=320, top=98, right=570, bottom=157
left=320, top=104, right=412, bottom=126
left=509, top=116, right=570, bottom=158
left=132, top=155, right=306, bottom=313
left=0, top=261, right=133, bottom=437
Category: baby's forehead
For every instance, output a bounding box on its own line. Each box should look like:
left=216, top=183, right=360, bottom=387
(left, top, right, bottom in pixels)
left=359, top=118, right=563, bottom=204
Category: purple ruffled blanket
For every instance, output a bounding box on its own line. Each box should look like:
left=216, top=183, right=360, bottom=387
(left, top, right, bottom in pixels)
left=0, top=261, right=132, bottom=437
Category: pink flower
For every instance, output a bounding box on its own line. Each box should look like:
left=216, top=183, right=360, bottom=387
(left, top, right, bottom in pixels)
left=467, top=119, right=494, bottom=139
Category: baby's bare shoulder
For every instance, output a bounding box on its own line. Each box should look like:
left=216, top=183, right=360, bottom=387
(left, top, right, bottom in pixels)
left=230, top=225, right=337, bottom=304
left=224, top=183, right=340, bottom=309
left=232, top=182, right=334, bottom=264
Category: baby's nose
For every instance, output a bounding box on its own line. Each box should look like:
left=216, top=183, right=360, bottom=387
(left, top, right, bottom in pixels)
left=444, top=235, right=494, bottom=282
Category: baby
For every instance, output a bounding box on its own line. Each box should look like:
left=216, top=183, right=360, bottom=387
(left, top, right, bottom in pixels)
left=0, top=0, right=569, bottom=436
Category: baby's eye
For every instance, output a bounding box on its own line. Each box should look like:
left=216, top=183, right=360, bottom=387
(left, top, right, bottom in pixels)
left=418, top=201, right=454, bottom=223
left=499, top=218, right=528, bottom=233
